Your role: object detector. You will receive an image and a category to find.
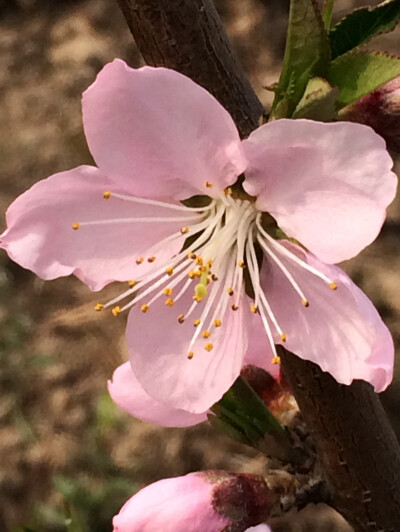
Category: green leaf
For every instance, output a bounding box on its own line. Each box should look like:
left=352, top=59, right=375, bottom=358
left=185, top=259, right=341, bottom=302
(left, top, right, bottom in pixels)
left=327, top=51, right=400, bottom=107
left=293, top=77, right=339, bottom=120
left=330, top=0, right=400, bottom=59
left=271, top=0, right=331, bottom=118
left=209, top=376, right=297, bottom=462
left=321, top=0, right=334, bottom=30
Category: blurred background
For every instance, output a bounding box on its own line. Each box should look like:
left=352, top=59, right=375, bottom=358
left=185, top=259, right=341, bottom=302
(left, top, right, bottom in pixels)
left=0, top=0, right=399, bottom=530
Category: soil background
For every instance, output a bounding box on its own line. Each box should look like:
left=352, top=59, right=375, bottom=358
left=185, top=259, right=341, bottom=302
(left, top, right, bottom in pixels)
left=0, top=1, right=399, bottom=531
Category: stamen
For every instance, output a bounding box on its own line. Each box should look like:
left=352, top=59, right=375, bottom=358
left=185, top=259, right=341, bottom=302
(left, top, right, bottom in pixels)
left=204, top=343, right=214, bottom=352
left=165, top=298, right=174, bottom=307
left=163, top=288, right=173, bottom=296
left=231, top=304, right=239, bottom=311
left=136, top=257, right=144, bottom=265
left=257, top=235, right=309, bottom=305
left=202, top=330, right=211, bottom=338
left=250, top=304, right=258, bottom=313
left=227, top=287, right=234, bottom=296
left=224, top=187, right=233, bottom=196
left=147, top=256, right=156, bottom=263
left=193, top=319, right=201, bottom=327
left=103, top=191, right=111, bottom=199
left=213, top=319, right=222, bottom=327
left=180, top=227, right=190, bottom=234
left=112, top=306, right=121, bottom=316
left=128, top=280, right=137, bottom=288
left=141, top=304, right=150, bottom=313
left=238, top=260, right=246, bottom=268
left=94, top=303, right=104, bottom=311
left=178, top=314, right=185, bottom=324
left=187, top=351, right=194, bottom=360
left=302, top=299, right=309, bottom=308
left=272, top=356, right=281, bottom=365
left=280, top=333, right=287, bottom=343
left=256, top=215, right=338, bottom=288
left=72, top=223, right=80, bottom=230
left=165, top=266, right=174, bottom=276
left=205, top=181, right=213, bottom=188
left=101, top=191, right=216, bottom=212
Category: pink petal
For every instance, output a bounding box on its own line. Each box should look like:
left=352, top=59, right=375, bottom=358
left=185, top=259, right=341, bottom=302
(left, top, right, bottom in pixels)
left=108, top=362, right=207, bottom=427
left=246, top=526, right=272, bottom=532
left=244, top=307, right=280, bottom=379
left=83, top=59, right=246, bottom=200
left=243, top=120, right=397, bottom=263
left=260, top=243, right=393, bottom=392
left=126, top=288, right=249, bottom=413
left=0, top=166, right=191, bottom=290
left=113, top=473, right=230, bottom=532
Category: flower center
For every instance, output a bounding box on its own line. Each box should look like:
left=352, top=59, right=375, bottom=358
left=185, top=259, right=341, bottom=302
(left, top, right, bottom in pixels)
left=73, top=186, right=338, bottom=365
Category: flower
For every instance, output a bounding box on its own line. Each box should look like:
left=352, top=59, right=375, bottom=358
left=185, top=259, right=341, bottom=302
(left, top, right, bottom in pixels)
left=112, top=471, right=273, bottom=532
left=0, top=59, right=396, bottom=415
left=342, top=75, right=400, bottom=153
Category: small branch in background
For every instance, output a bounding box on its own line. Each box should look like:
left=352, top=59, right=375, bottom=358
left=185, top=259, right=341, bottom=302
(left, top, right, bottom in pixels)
left=116, top=1, right=400, bottom=529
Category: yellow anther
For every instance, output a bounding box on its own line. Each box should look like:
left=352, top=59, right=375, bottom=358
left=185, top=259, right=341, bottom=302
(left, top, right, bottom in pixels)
left=141, top=304, right=150, bottom=313
left=211, top=274, right=219, bottom=282
left=72, top=223, right=80, bottom=230
left=136, top=257, right=144, bottom=265
left=163, top=288, right=173, bottom=296
left=329, top=282, right=338, bottom=291
left=165, top=298, right=175, bottom=307
left=195, top=256, right=204, bottom=266
left=237, top=260, right=246, bottom=268
left=202, top=330, right=211, bottom=339
left=165, top=266, right=174, bottom=276
left=250, top=304, right=258, bottom=314
left=301, top=299, right=310, bottom=308
left=227, top=287, right=234, bottom=296
left=280, top=333, right=287, bottom=343
left=188, top=271, right=196, bottom=279
left=112, top=306, right=121, bottom=316
left=205, top=181, right=213, bottom=188
left=213, top=319, right=222, bottom=328
left=147, top=256, right=156, bottom=263
left=178, top=314, right=185, bottom=324
left=94, top=303, right=104, bottom=312
left=193, top=295, right=203, bottom=303
left=199, top=266, right=207, bottom=273
left=206, top=259, right=213, bottom=267
left=187, top=351, right=194, bottom=360
left=187, top=252, right=196, bottom=259
left=103, top=191, right=111, bottom=199
left=231, top=304, right=239, bottom=311
left=193, top=319, right=201, bottom=327
left=204, top=343, right=214, bottom=352
left=128, top=280, right=137, bottom=288
left=180, top=227, right=190, bottom=234
left=224, top=187, right=233, bottom=196
left=272, top=356, right=281, bottom=365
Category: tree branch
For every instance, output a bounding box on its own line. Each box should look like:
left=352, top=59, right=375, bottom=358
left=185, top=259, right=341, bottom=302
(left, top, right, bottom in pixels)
left=116, top=1, right=400, bottom=529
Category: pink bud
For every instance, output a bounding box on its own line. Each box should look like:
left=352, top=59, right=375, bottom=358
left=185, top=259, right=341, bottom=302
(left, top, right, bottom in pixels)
left=113, top=471, right=274, bottom=532
left=343, top=76, right=400, bottom=152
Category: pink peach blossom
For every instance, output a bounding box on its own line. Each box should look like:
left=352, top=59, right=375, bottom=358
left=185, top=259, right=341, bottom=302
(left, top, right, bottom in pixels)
left=0, top=60, right=396, bottom=415
left=112, top=471, right=273, bottom=532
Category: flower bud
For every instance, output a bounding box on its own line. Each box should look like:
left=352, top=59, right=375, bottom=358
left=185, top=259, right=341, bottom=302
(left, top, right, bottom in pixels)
left=113, top=471, right=274, bottom=532
left=342, top=76, right=400, bottom=152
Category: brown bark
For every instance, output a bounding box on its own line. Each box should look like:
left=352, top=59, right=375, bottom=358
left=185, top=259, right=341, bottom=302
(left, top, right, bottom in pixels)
left=115, top=0, right=264, bottom=138
left=116, top=1, right=400, bottom=530
left=280, top=349, right=400, bottom=531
